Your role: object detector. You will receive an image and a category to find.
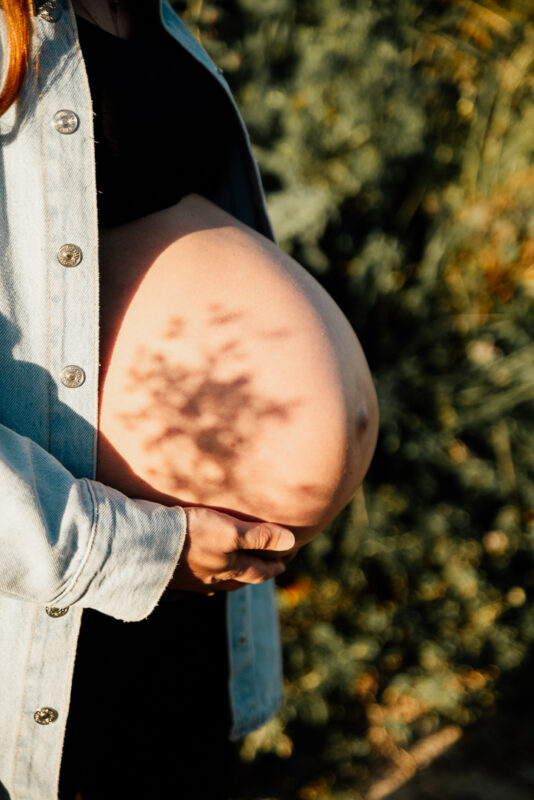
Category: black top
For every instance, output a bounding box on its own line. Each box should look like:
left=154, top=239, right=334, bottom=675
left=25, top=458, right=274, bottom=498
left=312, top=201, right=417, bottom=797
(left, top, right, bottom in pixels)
left=60, top=20, right=232, bottom=791
left=76, top=14, right=233, bottom=227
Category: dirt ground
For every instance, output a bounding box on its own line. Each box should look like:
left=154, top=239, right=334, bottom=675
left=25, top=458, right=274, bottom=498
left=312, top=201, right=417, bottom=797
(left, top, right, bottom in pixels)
left=364, top=665, right=534, bottom=800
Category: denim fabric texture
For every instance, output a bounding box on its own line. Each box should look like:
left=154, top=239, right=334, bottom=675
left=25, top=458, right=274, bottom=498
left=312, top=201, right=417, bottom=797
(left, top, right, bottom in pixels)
left=0, top=1, right=283, bottom=797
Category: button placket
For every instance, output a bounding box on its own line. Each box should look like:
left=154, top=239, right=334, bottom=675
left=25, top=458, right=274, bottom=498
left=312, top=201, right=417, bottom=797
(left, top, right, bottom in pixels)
left=53, top=104, right=85, bottom=403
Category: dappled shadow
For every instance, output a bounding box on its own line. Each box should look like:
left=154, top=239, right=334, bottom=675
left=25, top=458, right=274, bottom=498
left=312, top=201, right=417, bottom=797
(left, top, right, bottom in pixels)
left=98, top=301, right=339, bottom=529
left=124, top=313, right=298, bottom=501
left=96, top=193, right=371, bottom=531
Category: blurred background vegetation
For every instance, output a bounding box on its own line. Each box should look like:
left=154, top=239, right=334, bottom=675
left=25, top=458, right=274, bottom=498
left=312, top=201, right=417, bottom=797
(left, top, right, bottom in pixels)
left=173, top=1, right=534, bottom=797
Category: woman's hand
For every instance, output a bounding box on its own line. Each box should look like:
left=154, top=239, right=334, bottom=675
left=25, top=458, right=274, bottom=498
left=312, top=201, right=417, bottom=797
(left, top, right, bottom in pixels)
left=167, top=506, right=295, bottom=593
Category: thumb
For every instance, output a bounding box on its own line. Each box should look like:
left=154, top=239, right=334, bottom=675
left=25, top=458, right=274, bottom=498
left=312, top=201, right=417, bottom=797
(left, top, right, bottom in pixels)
left=237, top=522, right=295, bottom=552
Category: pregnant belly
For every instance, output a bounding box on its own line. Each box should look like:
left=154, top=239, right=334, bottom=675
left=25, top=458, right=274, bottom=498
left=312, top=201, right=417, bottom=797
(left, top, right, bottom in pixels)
left=97, top=194, right=377, bottom=533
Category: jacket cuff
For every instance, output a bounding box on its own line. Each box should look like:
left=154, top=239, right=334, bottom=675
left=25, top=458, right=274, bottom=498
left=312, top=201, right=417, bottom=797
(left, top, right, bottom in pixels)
left=49, top=480, right=187, bottom=621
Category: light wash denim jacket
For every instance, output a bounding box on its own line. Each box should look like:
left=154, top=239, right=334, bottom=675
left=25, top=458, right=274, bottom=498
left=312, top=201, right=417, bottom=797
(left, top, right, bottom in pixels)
left=0, top=1, right=282, bottom=797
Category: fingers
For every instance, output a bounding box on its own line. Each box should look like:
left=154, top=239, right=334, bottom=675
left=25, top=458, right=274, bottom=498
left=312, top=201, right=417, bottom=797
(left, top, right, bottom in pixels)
left=179, top=506, right=294, bottom=593
left=236, top=521, right=295, bottom=553
left=223, top=553, right=287, bottom=585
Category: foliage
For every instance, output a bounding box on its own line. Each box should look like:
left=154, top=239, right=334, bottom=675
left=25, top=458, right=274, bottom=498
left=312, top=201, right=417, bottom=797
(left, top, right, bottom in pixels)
left=173, top=1, right=534, bottom=796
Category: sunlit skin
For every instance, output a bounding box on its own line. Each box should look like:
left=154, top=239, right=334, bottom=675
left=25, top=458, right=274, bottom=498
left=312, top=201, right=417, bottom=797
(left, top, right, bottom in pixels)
left=74, top=0, right=379, bottom=591
left=69, top=0, right=311, bottom=591
left=96, top=195, right=378, bottom=587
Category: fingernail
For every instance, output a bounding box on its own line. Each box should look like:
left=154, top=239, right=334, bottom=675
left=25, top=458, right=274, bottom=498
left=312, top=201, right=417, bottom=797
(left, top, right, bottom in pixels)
left=278, top=530, right=295, bottom=550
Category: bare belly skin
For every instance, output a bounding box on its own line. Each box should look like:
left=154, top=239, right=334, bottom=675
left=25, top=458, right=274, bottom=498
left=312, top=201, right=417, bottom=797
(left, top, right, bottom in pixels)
left=96, top=194, right=378, bottom=534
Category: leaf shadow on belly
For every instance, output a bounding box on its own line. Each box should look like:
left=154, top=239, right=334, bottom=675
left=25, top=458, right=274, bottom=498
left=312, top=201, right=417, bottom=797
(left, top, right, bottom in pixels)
left=98, top=304, right=337, bottom=527
left=122, top=312, right=298, bottom=503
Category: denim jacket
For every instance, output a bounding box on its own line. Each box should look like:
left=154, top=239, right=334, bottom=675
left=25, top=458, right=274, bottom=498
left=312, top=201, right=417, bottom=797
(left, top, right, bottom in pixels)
left=0, top=1, right=282, bottom=797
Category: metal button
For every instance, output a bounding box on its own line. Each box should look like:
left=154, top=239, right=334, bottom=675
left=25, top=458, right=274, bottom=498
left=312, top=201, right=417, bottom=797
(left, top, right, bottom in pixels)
left=37, top=0, right=61, bottom=22
left=53, top=110, right=79, bottom=135
left=45, top=606, right=69, bottom=618
left=57, top=244, right=82, bottom=268
left=34, top=707, right=58, bottom=725
left=239, top=634, right=248, bottom=645
left=60, top=365, right=86, bottom=389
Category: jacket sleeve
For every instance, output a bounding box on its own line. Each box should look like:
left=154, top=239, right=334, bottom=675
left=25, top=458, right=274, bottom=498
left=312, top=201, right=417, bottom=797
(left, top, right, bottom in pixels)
left=0, top=422, right=187, bottom=622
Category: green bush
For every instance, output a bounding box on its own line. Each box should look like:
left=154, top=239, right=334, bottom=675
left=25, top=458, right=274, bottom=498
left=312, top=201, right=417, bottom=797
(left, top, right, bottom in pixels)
left=173, top=1, right=534, bottom=796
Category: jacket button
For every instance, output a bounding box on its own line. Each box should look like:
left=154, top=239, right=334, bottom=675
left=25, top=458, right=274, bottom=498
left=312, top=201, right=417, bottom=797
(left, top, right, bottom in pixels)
left=37, top=0, right=62, bottom=22
left=45, top=606, right=69, bottom=618
left=34, top=707, right=58, bottom=725
left=53, top=110, right=80, bottom=135
left=60, top=365, right=86, bottom=389
left=57, top=243, right=82, bottom=267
